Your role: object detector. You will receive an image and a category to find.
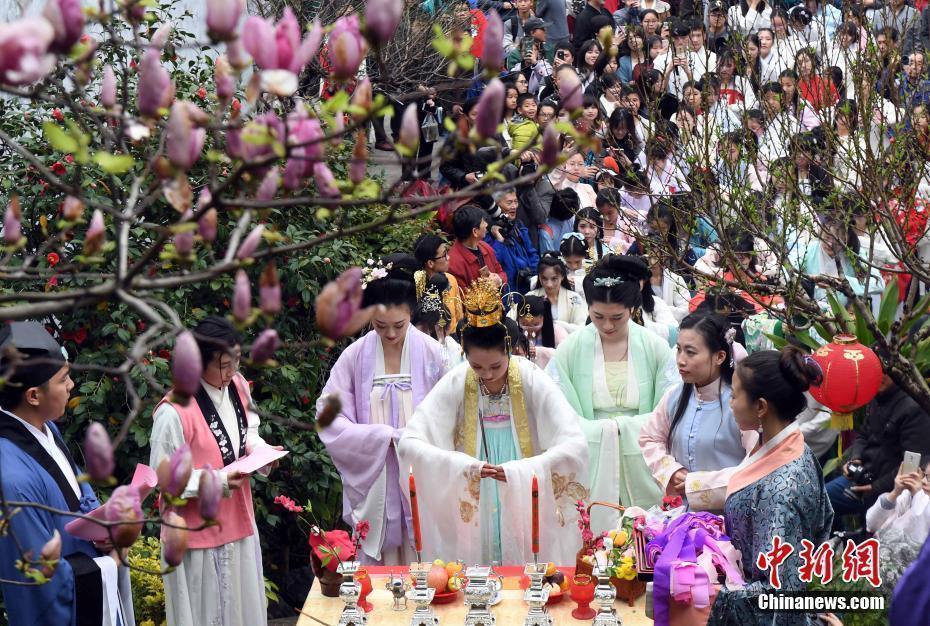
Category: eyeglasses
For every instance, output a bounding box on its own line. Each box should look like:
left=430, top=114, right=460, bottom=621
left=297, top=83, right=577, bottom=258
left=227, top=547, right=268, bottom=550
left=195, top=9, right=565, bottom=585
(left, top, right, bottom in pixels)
left=433, top=250, right=450, bottom=260
left=218, top=354, right=241, bottom=372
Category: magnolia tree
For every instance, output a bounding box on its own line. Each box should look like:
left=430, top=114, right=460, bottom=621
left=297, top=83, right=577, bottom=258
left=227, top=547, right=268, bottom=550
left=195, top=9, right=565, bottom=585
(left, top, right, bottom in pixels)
left=0, top=0, right=583, bottom=596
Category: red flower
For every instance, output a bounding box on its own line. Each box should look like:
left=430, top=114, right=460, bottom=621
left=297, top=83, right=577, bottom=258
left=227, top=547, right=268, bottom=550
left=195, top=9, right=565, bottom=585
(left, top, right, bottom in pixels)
left=158, top=349, right=171, bottom=360
left=129, top=60, right=137, bottom=71
left=45, top=275, right=59, bottom=290
left=52, top=108, right=64, bottom=122
left=137, top=321, right=146, bottom=332
left=47, top=252, right=60, bottom=266
left=661, top=495, right=683, bottom=511
left=231, top=98, right=241, bottom=112
left=50, top=162, right=66, bottom=176
left=64, top=155, right=74, bottom=164
left=354, top=519, right=370, bottom=542
left=309, top=529, right=356, bottom=572
left=196, top=86, right=207, bottom=100
left=286, top=296, right=299, bottom=308
left=274, top=495, right=305, bottom=513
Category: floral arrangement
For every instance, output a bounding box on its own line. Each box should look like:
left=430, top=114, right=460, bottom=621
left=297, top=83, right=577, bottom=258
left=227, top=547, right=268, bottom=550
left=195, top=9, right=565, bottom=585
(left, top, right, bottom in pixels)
left=575, top=500, right=609, bottom=560
left=274, top=492, right=368, bottom=573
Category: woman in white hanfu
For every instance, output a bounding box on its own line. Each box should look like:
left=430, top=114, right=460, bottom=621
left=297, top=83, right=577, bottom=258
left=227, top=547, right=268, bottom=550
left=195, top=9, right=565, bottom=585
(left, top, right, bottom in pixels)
left=399, top=280, right=589, bottom=565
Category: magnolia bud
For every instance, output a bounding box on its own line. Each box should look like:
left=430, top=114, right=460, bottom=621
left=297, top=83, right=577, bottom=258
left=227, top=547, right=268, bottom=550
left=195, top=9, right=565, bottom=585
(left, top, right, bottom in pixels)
left=38, top=530, right=62, bottom=578
left=157, top=444, right=193, bottom=499
left=101, top=64, right=117, bottom=109
left=162, top=511, right=189, bottom=567
left=259, top=263, right=281, bottom=315
left=232, top=269, right=251, bottom=321
left=350, top=131, right=367, bottom=185
left=171, top=331, right=202, bottom=398
left=236, top=224, right=265, bottom=260
left=315, top=393, right=342, bottom=429
left=541, top=124, right=560, bottom=168
left=257, top=167, right=280, bottom=201
left=482, top=11, right=504, bottom=72
left=365, top=0, right=403, bottom=47
left=214, top=55, right=235, bottom=102
left=151, top=22, right=173, bottom=49
left=103, top=486, right=143, bottom=548
left=559, top=69, right=583, bottom=112
left=197, top=465, right=223, bottom=521
left=206, top=0, right=244, bottom=42
left=474, top=78, right=504, bottom=139
left=3, top=197, right=22, bottom=245
left=83, top=422, right=114, bottom=482
left=350, top=78, right=372, bottom=120
left=250, top=328, right=280, bottom=364
left=397, top=104, right=420, bottom=154
left=313, top=162, right=339, bottom=198
left=83, top=210, right=105, bottom=255
left=62, top=195, right=84, bottom=221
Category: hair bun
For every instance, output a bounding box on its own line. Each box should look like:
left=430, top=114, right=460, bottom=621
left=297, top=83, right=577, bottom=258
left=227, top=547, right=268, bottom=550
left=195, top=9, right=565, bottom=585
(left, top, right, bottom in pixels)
left=381, top=253, right=418, bottom=284
left=596, top=254, right=650, bottom=281
left=778, top=345, right=822, bottom=392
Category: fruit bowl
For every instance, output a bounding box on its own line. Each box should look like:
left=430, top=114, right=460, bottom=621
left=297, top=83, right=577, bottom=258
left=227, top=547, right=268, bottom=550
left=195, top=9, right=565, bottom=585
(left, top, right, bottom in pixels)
left=431, top=588, right=462, bottom=604
left=519, top=572, right=567, bottom=605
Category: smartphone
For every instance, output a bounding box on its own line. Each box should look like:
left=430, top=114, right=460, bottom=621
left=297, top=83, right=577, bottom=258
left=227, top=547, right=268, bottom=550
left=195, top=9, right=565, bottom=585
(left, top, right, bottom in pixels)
left=521, top=38, right=535, bottom=58
left=902, top=450, right=922, bottom=475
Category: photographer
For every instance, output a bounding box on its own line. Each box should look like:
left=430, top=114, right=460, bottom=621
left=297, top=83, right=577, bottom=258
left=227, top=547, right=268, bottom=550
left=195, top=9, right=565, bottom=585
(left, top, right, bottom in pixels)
left=484, top=190, right=540, bottom=294
left=825, top=365, right=930, bottom=531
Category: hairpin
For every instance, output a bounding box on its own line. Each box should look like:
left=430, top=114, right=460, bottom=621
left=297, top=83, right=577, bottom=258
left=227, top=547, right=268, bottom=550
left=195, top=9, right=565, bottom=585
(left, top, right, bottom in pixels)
left=803, top=354, right=825, bottom=385
left=593, top=276, right=623, bottom=287
left=361, top=259, right=393, bottom=289
left=724, top=327, right=737, bottom=345
left=561, top=232, right=585, bottom=242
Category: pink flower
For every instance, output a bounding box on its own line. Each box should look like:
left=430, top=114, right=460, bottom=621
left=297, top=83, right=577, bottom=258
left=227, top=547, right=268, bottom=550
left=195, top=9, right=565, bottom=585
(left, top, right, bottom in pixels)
left=206, top=0, right=245, bottom=42
left=232, top=269, right=251, bottom=321
left=396, top=104, right=420, bottom=155
left=242, top=8, right=322, bottom=74
left=250, top=329, right=280, bottom=364
left=62, top=195, right=84, bottom=221
left=283, top=110, right=325, bottom=190
left=256, top=167, right=280, bottom=202
left=365, top=0, right=403, bottom=47
left=137, top=48, right=175, bottom=117
left=3, top=197, right=22, bottom=245
left=474, top=78, right=504, bottom=139
left=197, top=189, right=217, bottom=242
left=0, top=18, right=56, bottom=86
left=214, top=55, right=235, bottom=101
left=157, top=444, right=193, bottom=499
left=103, top=486, right=143, bottom=548
left=101, top=64, right=117, bottom=109
left=171, top=331, right=203, bottom=398
left=228, top=113, right=283, bottom=163
left=198, top=465, right=223, bottom=521
left=43, top=0, right=84, bottom=53
left=482, top=11, right=504, bottom=72
left=541, top=124, right=559, bottom=168
left=162, top=511, right=189, bottom=567
left=328, top=14, right=368, bottom=81
left=274, top=494, right=304, bottom=512
left=165, top=101, right=208, bottom=171
left=355, top=519, right=371, bottom=542
left=350, top=131, right=367, bottom=184
left=314, top=268, right=375, bottom=340
left=83, top=422, right=114, bottom=482
left=313, top=162, right=340, bottom=198
left=259, top=263, right=281, bottom=315
left=83, top=209, right=105, bottom=255
left=559, top=69, right=583, bottom=112
left=236, top=224, right=265, bottom=260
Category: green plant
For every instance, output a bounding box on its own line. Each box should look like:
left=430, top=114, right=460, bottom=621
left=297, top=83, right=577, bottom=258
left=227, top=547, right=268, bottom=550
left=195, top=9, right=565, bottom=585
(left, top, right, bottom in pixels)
left=128, top=537, right=166, bottom=626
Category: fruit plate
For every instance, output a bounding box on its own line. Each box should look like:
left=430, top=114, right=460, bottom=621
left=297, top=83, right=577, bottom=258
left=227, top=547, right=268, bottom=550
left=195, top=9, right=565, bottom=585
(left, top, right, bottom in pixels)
left=431, top=589, right=461, bottom=605
left=519, top=576, right=566, bottom=605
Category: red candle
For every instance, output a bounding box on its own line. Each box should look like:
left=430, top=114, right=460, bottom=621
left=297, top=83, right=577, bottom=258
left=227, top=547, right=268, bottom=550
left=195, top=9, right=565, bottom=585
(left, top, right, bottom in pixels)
left=532, top=473, right=540, bottom=555
left=409, top=468, right=423, bottom=554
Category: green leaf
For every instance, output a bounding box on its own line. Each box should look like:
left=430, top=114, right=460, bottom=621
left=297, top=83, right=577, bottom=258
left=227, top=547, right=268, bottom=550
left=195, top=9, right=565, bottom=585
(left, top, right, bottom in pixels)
left=93, top=152, right=135, bottom=174
left=43, top=122, right=78, bottom=154
left=822, top=456, right=841, bottom=476
left=764, top=333, right=789, bottom=350
left=877, top=280, right=900, bottom=336
left=853, top=307, right=875, bottom=347
left=322, top=90, right=350, bottom=115
left=826, top=291, right=851, bottom=328
left=812, top=322, right=833, bottom=344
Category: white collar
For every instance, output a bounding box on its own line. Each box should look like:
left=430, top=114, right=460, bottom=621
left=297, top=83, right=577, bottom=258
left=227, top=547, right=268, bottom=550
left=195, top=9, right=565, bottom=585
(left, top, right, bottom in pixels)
left=4, top=409, right=52, bottom=441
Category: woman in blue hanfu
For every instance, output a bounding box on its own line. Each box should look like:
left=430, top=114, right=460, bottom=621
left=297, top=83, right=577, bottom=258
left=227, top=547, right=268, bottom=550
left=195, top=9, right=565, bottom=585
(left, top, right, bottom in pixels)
left=708, top=346, right=834, bottom=625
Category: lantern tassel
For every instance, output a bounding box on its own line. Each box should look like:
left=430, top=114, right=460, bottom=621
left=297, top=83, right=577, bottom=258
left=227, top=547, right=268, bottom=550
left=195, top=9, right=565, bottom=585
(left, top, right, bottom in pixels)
left=830, top=411, right=854, bottom=432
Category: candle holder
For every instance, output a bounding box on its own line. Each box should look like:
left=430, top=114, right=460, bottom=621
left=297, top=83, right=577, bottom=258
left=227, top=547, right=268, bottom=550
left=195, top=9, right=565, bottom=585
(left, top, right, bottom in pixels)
left=385, top=572, right=412, bottom=611
left=408, top=562, right=439, bottom=626
left=463, top=566, right=499, bottom=626
left=336, top=561, right=367, bottom=626
left=522, top=562, right=552, bottom=626
left=591, top=561, right=621, bottom=626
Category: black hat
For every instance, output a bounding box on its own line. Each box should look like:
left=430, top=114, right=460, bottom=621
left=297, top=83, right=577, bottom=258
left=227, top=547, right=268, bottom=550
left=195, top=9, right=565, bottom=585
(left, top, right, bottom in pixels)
left=709, top=0, right=727, bottom=14
left=671, top=22, right=691, bottom=37
left=524, top=17, right=547, bottom=32
left=0, top=322, right=68, bottom=390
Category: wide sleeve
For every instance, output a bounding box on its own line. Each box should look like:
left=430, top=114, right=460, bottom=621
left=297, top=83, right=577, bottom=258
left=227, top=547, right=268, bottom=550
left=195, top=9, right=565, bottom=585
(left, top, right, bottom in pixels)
left=317, top=344, right=396, bottom=510
left=639, top=389, right=685, bottom=494
left=0, top=467, right=101, bottom=625
left=684, top=430, right=757, bottom=512
left=866, top=491, right=907, bottom=534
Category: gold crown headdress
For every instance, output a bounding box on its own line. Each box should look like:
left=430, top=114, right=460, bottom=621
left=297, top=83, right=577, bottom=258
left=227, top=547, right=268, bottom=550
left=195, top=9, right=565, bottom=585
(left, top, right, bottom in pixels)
left=462, top=279, right=504, bottom=328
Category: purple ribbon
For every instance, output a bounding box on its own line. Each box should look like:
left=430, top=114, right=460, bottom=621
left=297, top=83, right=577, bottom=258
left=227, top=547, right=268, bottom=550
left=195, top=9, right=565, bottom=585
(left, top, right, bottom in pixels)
left=379, top=379, right=412, bottom=429
left=646, top=513, right=744, bottom=626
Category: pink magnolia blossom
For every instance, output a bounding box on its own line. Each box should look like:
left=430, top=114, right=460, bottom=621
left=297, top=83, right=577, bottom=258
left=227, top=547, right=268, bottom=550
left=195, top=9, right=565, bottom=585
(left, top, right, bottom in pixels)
left=103, top=486, right=143, bottom=548
left=232, top=269, right=251, bottom=321
left=559, top=69, right=583, bottom=112
left=541, top=124, right=559, bottom=168
left=474, top=78, right=504, bottom=139
left=83, top=422, right=114, bottom=482
left=43, top=0, right=85, bottom=54
left=198, top=465, right=223, bottom=521
left=196, top=189, right=217, bottom=242
left=313, top=162, right=339, bottom=198
left=101, top=64, right=117, bottom=109
left=365, top=0, right=403, bottom=47
left=226, top=36, right=249, bottom=69
left=83, top=210, right=105, bottom=255
left=0, top=18, right=56, bottom=86
left=283, top=110, right=324, bottom=190
left=328, top=14, right=367, bottom=81
left=228, top=113, right=283, bottom=163
left=396, top=104, right=420, bottom=154
left=3, top=197, right=22, bottom=245
left=242, top=8, right=322, bottom=74
left=350, top=131, right=367, bottom=184
left=256, top=167, right=280, bottom=201
left=214, top=55, right=235, bottom=101
left=162, top=511, right=189, bottom=567
left=315, top=268, right=375, bottom=340
left=482, top=11, right=504, bottom=72
left=137, top=48, right=175, bottom=117
left=171, top=331, right=203, bottom=398
left=259, top=263, right=281, bottom=315
left=236, top=224, right=265, bottom=260
left=157, top=444, right=193, bottom=499
left=206, top=0, right=245, bottom=42
left=165, top=102, right=208, bottom=171
left=250, top=329, right=280, bottom=364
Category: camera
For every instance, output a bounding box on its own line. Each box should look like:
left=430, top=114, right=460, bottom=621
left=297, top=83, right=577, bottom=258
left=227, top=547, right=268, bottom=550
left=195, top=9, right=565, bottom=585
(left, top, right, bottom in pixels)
left=846, top=462, right=874, bottom=486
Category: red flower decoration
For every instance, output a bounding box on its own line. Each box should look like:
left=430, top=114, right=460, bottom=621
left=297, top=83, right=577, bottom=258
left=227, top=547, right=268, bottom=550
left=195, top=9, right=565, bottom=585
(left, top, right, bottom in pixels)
left=196, top=86, right=207, bottom=100
left=64, top=155, right=74, bottom=164
left=274, top=494, right=305, bottom=513
left=47, top=252, right=60, bottom=267
left=50, top=162, right=66, bottom=176
left=661, top=495, right=683, bottom=511
left=309, top=529, right=356, bottom=572
left=52, top=108, right=64, bottom=122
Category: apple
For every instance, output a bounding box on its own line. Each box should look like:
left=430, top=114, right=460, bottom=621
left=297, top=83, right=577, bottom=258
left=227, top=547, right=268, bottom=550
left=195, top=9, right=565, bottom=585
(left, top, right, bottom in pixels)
left=427, top=565, right=449, bottom=591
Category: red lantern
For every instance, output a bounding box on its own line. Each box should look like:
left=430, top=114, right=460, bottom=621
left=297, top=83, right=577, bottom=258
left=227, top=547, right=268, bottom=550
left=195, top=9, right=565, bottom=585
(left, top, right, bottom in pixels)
left=809, top=334, right=883, bottom=441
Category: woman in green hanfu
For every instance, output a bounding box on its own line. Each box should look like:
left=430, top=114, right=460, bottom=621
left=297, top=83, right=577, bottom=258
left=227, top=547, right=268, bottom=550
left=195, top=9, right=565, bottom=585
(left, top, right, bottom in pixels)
left=549, top=254, right=678, bottom=530
left=399, top=279, right=589, bottom=565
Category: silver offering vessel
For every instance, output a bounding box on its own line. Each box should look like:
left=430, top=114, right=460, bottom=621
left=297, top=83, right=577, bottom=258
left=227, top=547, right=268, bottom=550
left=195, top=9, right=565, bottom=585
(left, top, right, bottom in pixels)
left=408, top=562, right=439, bottom=626
left=591, top=545, right=621, bottom=626
left=336, top=561, right=367, bottom=626
left=463, top=566, right=499, bottom=626
left=385, top=572, right=412, bottom=611
left=522, top=562, right=552, bottom=626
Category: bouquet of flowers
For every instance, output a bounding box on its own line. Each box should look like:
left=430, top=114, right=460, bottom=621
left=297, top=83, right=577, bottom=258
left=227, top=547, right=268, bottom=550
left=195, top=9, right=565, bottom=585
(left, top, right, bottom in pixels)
left=274, top=494, right=368, bottom=576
